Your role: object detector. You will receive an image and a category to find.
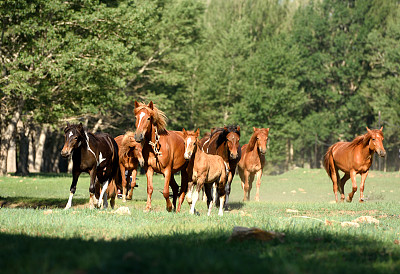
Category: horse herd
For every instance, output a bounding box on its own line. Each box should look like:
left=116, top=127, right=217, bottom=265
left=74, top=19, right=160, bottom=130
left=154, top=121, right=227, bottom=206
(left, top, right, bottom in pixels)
left=61, top=101, right=386, bottom=215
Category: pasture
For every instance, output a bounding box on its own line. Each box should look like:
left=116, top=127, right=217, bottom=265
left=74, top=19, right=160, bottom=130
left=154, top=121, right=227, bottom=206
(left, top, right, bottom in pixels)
left=1, top=168, right=400, bottom=273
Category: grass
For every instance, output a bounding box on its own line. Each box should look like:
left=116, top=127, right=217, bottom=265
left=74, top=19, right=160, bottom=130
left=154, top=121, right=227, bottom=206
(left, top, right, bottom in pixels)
left=1, top=168, right=400, bottom=273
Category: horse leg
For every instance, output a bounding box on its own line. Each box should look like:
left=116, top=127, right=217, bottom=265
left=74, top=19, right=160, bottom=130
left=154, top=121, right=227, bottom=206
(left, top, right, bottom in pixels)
left=127, top=169, right=135, bottom=200
left=248, top=174, right=255, bottom=201
left=202, top=186, right=207, bottom=202
left=170, top=174, right=179, bottom=212
left=242, top=169, right=250, bottom=202
left=347, top=170, right=357, bottom=202
left=65, top=169, right=81, bottom=210
left=339, top=173, right=349, bottom=202
left=162, top=169, right=173, bottom=212
left=186, top=181, right=194, bottom=205
left=359, top=171, right=369, bottom=202
left=217, top=177, right=226, bottom=216
left=224, top=171, right=233, bottom=210
left=98, top=180, right=109, bottom=208
left=145, top=167, right=154, bottom=212
left=120, top=165, right=127, bottom=203
left=190, top=181, right=203, bottom=215
left=255, top=170, right=263, bottom=202
left=204, top=183, right=213, bottom=216
left=177, top=170, right=189, bottom=212
left=238, top=166, right=245, bottom=195
left=88, top=169, right=97, bottom=209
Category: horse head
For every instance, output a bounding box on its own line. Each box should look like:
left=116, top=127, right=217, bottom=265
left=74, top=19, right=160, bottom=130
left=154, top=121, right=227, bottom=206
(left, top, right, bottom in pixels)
left=367, top=127, right=386, bottom=157
left=226, top=126, right=240, bottom=160
left=123, top=133, right=145, bottom=167
left=134, top=101, right=154, bottom=142
left=61, top=122, right=84, bottom=158
left=254, top=127, right=270, bottom=155
left=182, top=128, right=200, bottom=160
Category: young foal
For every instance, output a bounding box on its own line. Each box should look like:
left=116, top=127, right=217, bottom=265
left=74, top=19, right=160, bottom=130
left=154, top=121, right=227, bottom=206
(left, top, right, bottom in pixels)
left=323, top=127, right=386, bottom=202
left=61, top=123, right=119, bottom=209
left=237, top=127, right=269, bottom=201
left=115, top=132, right=144, bottom=202
left=183, top=129, right=227, bottom=216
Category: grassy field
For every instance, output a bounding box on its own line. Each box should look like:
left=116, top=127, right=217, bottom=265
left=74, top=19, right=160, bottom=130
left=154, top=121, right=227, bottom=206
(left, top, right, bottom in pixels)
left=1, top=168, right=400, bottom=273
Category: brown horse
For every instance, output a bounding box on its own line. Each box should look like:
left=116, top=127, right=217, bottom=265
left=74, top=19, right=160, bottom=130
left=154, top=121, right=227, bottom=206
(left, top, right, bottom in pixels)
left=182, top=129, right=227, bottom=216
left=114, top=132, right=144, bottom=202
left=237, top=127, right=270, bottom=201
left=323, top=127, right=386, bottom=203
left=199, top=125, right=241, bottom=209
left=61, top=122, right=119, bottom=209
left=133, top=101, right=189, bottom=212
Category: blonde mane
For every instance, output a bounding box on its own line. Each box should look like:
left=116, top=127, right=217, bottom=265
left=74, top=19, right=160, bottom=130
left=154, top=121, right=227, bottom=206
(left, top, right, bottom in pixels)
left=134, top=102, right=168, bottom=135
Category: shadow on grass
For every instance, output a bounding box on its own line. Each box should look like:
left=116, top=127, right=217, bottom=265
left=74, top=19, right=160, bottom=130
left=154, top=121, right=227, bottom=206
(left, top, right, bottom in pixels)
left=0, top=229, right=399, bottom=274
left=227, top=202, right=245, bottom=210
left=0, top=196, right=87, bottom=209
left=9, top=172, right=73, bottom=178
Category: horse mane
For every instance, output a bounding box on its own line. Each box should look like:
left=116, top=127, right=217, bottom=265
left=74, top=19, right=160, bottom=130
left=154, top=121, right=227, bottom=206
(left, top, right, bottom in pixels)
left=210, top=125, right=240, bottom=148
left=247, top=128, right=268, bottom=152
left=134, top=102, right=168, bottom=135
left=348, top=130, right=382, bottom=148
left=120, top=131, right=136, bottom=157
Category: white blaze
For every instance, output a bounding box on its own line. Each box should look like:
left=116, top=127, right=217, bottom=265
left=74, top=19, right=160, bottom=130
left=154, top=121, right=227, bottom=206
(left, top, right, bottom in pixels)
left=137, top=112, right=146, bottom=129
left=69, top=131, right=73, bottom=138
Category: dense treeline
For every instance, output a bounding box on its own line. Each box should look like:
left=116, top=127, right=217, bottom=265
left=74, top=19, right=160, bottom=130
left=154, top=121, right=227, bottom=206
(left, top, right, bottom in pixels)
left=1, top=0, right=399, bottom=175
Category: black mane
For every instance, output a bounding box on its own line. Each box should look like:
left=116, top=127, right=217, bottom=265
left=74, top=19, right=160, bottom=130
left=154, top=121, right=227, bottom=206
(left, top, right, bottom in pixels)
left=210, top=125, right=240, bottom=148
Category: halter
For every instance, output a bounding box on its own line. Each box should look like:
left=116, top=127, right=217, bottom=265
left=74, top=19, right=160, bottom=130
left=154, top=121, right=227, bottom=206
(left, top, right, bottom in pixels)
left=149, top=127, right=162, bottom=157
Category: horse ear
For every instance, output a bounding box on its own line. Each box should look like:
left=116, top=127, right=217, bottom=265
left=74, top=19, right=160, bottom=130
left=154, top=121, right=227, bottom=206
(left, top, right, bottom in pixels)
left=148, top=101, right=154, bottom=110
left=237, top=125, right=240, bottom=131
left=380, top=126, right=383, bottom=132
left=195, top=128, right=200, bottom=137
left=366, top=126, right=371, bottom=133
left=134, top=100, right=139, bottom=109
left=253, top=127, right=256, bottom=132
left=67, top=121, right=70, bottom=127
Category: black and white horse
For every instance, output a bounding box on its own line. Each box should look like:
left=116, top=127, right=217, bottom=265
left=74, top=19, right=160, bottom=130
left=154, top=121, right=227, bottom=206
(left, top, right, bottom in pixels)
left=61, top=122, right=119, bottom=209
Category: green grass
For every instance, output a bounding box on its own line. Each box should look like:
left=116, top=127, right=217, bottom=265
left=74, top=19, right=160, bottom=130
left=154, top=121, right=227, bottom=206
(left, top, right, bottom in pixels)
left=1, top=169, right=400, bottom=273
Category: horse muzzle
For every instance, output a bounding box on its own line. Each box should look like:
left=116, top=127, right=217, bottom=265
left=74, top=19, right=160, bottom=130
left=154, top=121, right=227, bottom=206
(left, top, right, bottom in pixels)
left=377, top=149, right=386, bottom=157
left=134, top=132, right=144, bottom=142
left=61, top=148, right=72, bottom=158
left=184, top=152, right=192, bottom=160
left=230, top=152, right=239, bottom=160
left=259, top=148, right=267, bottom=155
left=138, top=158, right=145, bottom=167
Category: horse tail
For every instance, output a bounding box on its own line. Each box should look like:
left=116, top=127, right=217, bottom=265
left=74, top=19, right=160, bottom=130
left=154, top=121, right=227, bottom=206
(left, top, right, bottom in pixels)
left=323, top=145, right=334, bottom=177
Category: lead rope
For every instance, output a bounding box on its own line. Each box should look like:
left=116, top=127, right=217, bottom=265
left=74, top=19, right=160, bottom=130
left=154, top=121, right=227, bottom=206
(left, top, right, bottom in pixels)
left=149, top=127, right=162, bottom=157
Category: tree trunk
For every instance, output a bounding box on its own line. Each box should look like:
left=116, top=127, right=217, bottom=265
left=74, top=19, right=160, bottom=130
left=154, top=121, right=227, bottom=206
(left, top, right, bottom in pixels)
left=28, top=125, right=48, bottom=172
left=0, top=110, right=20, bottom=175
left=16, top=120, right=30, bottom=176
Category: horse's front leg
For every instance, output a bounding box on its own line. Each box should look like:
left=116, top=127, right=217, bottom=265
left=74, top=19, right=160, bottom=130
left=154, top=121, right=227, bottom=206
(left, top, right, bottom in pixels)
left=254, top=170, right=263, bottom=202
left=162, top=169, right=173, bottom=212
left=88, top=169, right=97, bottom=209
left=190, top=180, right=203, bottom=215
left=177, top=170, right=189, bottom=212
left=145, top=167, right=154, bottom=212
left=65, top=169, right=81, bottom=210
left=120, top=164, right=128, bottom=203
left=170, top=175, right=179, bottom=211
left=347, top=170, right=358, bottom=202
left=242, top=169, right=250, bottom=202
left=127, top=169, right=135, bottom=200
left=224, top=170, right=233, bottom=210
left=359, top=171, right=369, bottom=202
left=98, top=180, right=109, bottom=209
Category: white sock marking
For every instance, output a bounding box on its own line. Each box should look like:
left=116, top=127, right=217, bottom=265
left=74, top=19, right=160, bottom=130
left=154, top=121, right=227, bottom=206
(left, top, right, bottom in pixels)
left=98, top=180, right=109, bottom=208
left=65, top=192, right=74, bottom=209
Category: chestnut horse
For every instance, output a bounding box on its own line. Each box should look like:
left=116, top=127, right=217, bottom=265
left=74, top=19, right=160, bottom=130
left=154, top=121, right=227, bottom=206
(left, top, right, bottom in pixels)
left=237, top=127, right=270, bottom=201
left=134, top=101, right=189, bottom=212
left=199, top=125, right=241, bottom=210
left=61, top=122, right=119, bottom=209
left=323, top=127, right=386, bottom=203
left=183, top=129, right=227, bottom=216
left=115, top=132, right=144, bottom=202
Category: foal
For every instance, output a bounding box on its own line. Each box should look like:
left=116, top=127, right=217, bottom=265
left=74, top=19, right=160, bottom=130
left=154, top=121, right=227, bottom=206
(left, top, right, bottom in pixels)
left=115, top=132, right=144, bottom=202
left=183, top=129, right=227, bottom=216
left=324, top=127, right=386, bottom=202
left=237, top=127, right=269, bottom=201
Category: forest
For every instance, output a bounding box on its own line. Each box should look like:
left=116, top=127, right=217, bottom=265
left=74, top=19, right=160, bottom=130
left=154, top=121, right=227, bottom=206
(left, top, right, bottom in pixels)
left=1, top=0, right=400, bottom=175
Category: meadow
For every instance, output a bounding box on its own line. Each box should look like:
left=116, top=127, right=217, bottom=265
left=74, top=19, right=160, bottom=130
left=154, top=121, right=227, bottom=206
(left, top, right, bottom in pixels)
left=1, top=168, right=400, bottom=273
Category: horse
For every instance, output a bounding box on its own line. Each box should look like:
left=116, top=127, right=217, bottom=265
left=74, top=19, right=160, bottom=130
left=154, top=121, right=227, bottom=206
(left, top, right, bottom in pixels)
left=182, top=128, right=227, bottom=216
left=61, top=122, right=119, bottom=209
left=114, top=132, right=144, bottom=202
left=199, top=125, right=241, bottom=210
left=237, top=127, right=270, bottom=201
left=133, top=101, right=189, bottom=212
left=323, top=127, right=386, bottom=203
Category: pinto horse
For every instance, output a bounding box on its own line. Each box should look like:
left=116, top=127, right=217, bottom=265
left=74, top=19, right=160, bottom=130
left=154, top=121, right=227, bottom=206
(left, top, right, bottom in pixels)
left=323, top=127, right=386, bottom=203
left=61, top=122, right=119, bottom=209
left=237, top=127, right=270, bottom=201
left=114, top=132, right=144, bottom=202
left=133, top=101, right=189, bottom=212
left=199, top=125, right=241, bottom=209
left=183, top=129, right=227, bottom=216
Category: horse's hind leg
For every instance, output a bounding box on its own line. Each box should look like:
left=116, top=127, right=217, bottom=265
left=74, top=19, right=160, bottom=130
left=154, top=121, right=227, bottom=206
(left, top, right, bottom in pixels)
left=254, top=170, right=262, bottom=202
left=162, top=169, right=174, bottom=212
left=170, top=174, right=180, bottom=212
left=177, top=170, right=189, bottom=212
left=204, top=183, right=213, bottom=216
left=359, top=171, right=369, bottom=202
left=339, top=173, right=350, bottom=202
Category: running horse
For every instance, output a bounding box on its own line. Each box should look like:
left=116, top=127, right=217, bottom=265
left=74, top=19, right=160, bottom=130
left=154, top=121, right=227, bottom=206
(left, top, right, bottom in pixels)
left=323, top=127, right=386, bottom=203
left=61, top=122, right=119, bottom=209
left=182, top=128, right=228, bottom=216
left=133, top=101, right=189, bottom=212
left=199, top=125, right=241, bottom=210
left=115, top=132, right=144, bottom=202
left=237, top=127, right=270, bottom=201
